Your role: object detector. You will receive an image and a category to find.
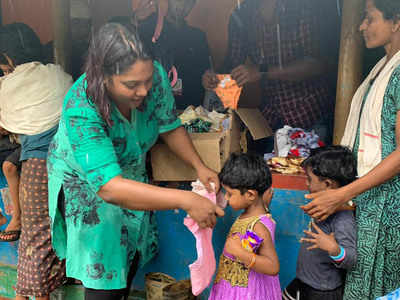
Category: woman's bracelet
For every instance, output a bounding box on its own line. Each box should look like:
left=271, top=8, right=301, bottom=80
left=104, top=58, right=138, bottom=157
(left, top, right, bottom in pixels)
left=246, top=253, right=257, bottom=269
left=330, top=246, right=346, bottom=262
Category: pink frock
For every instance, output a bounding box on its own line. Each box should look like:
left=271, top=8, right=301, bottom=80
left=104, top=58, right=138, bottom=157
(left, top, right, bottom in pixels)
left=209, top=215, right=282, bottom=300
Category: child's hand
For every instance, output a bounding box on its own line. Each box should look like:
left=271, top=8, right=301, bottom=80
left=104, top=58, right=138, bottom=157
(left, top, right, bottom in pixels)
left=300, top=222, right=340, bottom=256
left=225, top=234, right=245, bottom=258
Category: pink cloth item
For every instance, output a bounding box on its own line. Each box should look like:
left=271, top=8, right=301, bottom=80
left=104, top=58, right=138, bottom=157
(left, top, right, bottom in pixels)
left=168, top=65, right=178, bottom=87
left=183, top=180, right=217, bottom=296
left=152, top=0, right=168, bottom=43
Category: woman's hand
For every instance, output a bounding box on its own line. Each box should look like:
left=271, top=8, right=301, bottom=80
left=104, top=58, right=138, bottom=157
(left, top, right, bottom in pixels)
left=202, top=70, right=219, bottom=90
left=301, top=188, right=350, bottom=221
left=300, top=222, right=340, bottom=256
left=183, top=192, right=225, bottom=228
left=231, top=64, right=261, bottom=87
left=196, top=165, right=220, bottom=193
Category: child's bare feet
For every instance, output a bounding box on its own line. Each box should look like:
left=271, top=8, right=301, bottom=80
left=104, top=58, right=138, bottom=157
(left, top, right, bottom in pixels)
left=0, top=213, right=6, bottom=226
left=4, top=216, right=21, bottom=232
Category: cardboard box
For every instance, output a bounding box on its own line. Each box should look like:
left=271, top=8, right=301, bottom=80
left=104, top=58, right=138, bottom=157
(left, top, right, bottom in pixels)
left=151, top=108, right=272, bottom=181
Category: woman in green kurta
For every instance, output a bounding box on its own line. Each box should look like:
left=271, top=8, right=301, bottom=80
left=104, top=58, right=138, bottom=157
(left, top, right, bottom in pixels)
left=47, top=23, right=224, bottom=300
left=302, top=1, right=400, bottom=299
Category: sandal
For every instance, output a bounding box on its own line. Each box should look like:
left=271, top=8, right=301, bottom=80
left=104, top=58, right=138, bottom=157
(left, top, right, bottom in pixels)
left=0, top=230, right=21, bottom=242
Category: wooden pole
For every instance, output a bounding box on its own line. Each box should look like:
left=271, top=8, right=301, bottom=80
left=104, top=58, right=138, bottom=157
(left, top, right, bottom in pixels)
left=52, top=0, right=71, bottom=73
left=333, top=0, right=364, bottom=144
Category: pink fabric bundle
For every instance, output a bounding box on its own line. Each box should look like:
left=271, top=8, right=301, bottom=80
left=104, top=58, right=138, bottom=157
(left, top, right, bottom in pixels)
left=183, top=180, right=226, bottom=296
left=152, top=0, right=168, bottom=43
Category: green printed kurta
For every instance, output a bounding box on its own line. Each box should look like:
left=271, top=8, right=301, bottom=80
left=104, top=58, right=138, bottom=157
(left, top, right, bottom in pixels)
left=47, top=61, right=181, bottom=289
left=344, top=66, right=400, bottom=299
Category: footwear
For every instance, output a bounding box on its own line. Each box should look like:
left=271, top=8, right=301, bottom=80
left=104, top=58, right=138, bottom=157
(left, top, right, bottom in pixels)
left=0, top=230, right=21, bottom=242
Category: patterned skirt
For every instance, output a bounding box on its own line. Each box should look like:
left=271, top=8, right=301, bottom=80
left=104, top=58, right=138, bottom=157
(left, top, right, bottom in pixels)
left=15, top=158, right=66, bottom=297
left=344, top=180, right=400, bottom=299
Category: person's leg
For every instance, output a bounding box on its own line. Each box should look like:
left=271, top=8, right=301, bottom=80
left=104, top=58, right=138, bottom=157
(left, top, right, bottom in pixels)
left=124, top=252, right=140, bottom=300
left=84, top=253, right=140, bottom=300
left=283, top=278, right=302, bottom=300
left=85, top=288, right=125, bottom=300
left=0, top=211, right=6, bottom=226
left=2, top=160, right=21, bottom=232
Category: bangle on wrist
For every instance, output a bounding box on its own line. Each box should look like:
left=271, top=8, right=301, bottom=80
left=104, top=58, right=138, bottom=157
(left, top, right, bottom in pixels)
left=246, top=253, right=256, bottom=269
left=330, top=246, right=346, bottom=262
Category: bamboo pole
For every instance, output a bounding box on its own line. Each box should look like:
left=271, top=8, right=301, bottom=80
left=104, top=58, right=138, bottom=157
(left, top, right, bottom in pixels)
left=52, top=0, right=71, bottom=73
left=333, top=0, right=365, bottom=144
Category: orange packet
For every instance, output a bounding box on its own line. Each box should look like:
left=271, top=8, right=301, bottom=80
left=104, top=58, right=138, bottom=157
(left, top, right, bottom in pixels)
left=214, top=74, right=243, bottom=110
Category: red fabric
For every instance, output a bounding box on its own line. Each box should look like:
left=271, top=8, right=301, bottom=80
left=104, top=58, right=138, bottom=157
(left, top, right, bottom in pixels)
left=289, top=149, right=300, bottom=157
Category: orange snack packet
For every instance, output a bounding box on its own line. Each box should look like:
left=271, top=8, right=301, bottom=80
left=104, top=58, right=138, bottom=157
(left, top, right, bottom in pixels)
left=214, top=74, right=243, bottom=110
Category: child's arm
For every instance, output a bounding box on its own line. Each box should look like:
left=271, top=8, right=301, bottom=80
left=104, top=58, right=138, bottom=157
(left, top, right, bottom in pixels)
left=330, top=211, right=357, bottom=269
left=301, top=213, right=357, bottom=270
left=224, top=222, right=279, bottom=275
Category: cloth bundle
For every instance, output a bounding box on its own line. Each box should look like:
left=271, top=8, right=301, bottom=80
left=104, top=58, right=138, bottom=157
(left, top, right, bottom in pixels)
left=179, top=106, right=227, bottom=133
left=0, top=62, right=73, bottom=135
left=183, top=180, right=226, bottom=296
left=275, top=125, right=324, bottom=158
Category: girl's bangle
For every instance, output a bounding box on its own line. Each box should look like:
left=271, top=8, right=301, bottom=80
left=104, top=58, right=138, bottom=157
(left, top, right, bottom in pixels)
left=246, top=253, right=256, bottom=269
left=330, top=246, right=345, bottom=262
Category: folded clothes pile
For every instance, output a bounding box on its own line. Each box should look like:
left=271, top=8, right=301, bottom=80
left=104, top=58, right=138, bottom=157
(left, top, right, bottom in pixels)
left=179, top=106, right=227, bottom=133
left=275, top=125, right=325, bottom=158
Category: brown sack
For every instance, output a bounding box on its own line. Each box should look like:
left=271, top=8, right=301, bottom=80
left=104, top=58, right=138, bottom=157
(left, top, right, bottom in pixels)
left=163, top=279, right=195, bottom=300
left=145, top=272, right=176, bottom=300
left=145, top=273, right=195, bottom=300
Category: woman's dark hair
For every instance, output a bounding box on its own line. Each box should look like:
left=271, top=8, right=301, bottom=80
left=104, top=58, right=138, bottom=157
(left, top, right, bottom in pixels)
left=84, top=23, right=152, bottom=126
left=219, top=153, right=272, bottom=195
left=373, top=0, right=400, bottom=21
left=0, top=23, right=43, bottom=66
left=301, top=145, right=357, bottom=187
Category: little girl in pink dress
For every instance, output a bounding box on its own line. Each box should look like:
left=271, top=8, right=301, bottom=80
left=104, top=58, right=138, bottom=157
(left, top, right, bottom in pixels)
left=209, top=153, right=281, bottom=300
